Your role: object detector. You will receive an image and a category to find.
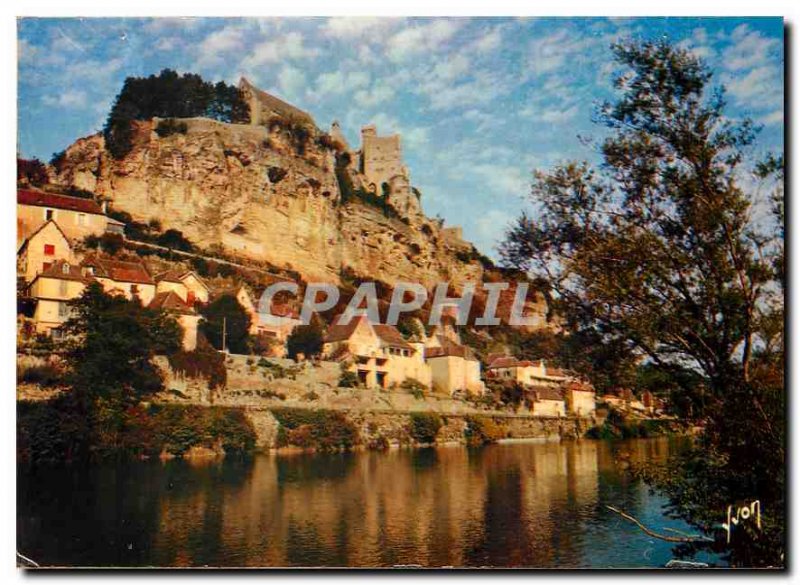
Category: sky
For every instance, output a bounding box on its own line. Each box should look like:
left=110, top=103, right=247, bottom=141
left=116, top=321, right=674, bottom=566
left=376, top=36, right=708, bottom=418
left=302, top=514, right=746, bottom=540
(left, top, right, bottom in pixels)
left=17, top=17, right=784, bottom=259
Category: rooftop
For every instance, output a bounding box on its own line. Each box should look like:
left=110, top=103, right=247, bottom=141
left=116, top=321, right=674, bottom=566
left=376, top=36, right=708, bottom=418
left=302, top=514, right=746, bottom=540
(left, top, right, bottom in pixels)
left=18, top=189, right=104, bottom=215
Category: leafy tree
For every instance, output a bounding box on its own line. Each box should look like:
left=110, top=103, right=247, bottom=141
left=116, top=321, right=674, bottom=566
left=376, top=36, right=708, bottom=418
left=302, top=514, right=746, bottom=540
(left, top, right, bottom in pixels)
left=286, top=319, right=324, bottom=360
left=156, top=228, right=194, bottom=251
left=17, top=157, right=48, bottom=186
left=103, top=69, right=249, bottom=159
left=199, top=294, right=252, bottom=354
left=63, top=282, right=182, bottom=403
left=500, top=39, right=783, bottom=566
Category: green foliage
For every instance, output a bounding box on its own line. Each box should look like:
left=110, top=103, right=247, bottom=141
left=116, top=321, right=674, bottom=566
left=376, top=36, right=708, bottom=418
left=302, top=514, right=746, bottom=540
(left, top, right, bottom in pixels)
left=400, top=378, right=428, bottom=399
left=464, top=415, right=506, bottom=446
left=408, top=412, right=442, bottom=444
left=104, top=69, right=249, bottom=159
left=271, top=408, right=359, bottom=451
left=199, top=295, right=252, bottom=354
left=500, top=38, right=784, bottom=567
left=338, top=370, right=360, bottom=388
left=17, top=362, right=64, bottom=387
left=156, top=228, right=195, bottom=251
left=155, top=118, right=188, bottom=137
left=64, top=282, right=182, bottom=403
left=84, top=232, right=125, bottom=256
left=168, top=338, right=227, bottom=389
left=17, top=393, right=93, bottom=464
left=286, top=320, right=324, bottom=360
left=17, top=157, right=49, bottom=186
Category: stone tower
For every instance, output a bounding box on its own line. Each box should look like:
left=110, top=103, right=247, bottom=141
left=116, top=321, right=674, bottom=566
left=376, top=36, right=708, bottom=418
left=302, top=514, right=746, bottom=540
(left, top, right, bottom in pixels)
left=359, top=125, right=421, bottom=218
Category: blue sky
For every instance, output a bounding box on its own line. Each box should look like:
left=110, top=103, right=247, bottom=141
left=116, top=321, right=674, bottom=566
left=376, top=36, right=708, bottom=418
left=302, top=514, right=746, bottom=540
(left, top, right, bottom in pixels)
left=17, top=17, right=784, bottom=258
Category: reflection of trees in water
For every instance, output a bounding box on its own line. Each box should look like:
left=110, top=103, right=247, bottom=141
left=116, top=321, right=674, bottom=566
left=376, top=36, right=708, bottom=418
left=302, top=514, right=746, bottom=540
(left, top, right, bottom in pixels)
left=19, top=439, right=687, bottom=567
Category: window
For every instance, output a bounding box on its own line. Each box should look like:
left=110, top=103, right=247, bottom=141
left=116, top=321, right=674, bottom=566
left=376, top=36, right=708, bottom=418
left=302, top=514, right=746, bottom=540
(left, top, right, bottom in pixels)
left=62, top=263, right=70, bottom=274
left=44, top=244, right=55, bottom=256
left=59, top=280, right=68, bottom=297
left=58, top=301, right=69, bottom=318
left=45, top=209, right=54, bottom=221
left=42, top=262, right=52, bottom=272
left=187, top=291, right=196, bottom=304
left=76, top=213, right=87, bottom=226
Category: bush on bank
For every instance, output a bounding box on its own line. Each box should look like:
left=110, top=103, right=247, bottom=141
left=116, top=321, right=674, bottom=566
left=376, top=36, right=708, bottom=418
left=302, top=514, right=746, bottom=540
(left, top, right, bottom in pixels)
left=408, top=412, right=442, bottom=444
left=18, top=398, right=256, bottom=465
left=271, top=408, right=359, bottom=451
left=464, top=415, right=507, bottom=446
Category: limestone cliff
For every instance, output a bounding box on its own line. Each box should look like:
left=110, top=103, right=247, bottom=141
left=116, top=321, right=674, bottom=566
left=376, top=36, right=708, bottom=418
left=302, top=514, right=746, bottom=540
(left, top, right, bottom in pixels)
left=53, top=117, right=486, bottom=289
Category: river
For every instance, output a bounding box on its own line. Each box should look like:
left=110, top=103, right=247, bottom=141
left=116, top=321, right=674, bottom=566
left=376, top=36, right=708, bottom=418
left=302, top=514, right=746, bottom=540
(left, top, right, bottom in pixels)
left=17, top=437, right=722, bottom=568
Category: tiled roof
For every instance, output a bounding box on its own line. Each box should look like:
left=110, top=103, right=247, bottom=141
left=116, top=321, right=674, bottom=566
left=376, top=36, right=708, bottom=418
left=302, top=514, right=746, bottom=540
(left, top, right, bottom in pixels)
left=35, top=259, right=90, bottom=283
left=155, top=269, right=210, bottom=290
left=534, top=386, right=564, bottom=401
left=18, top=189, right=104, bottom=215
left=424, top=336, right=477, bottom=361
left=148, top=291, right=196, bottom=315
left=373, top=324, right=413, bottom=350
left=323, top=318, right=362, bottom=343
left=83, top=256, right=154, bottom=285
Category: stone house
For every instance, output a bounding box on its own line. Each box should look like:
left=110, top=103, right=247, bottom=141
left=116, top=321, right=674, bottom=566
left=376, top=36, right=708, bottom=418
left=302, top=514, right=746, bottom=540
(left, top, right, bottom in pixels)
left=17, top=189, right=113, bottom=245
left=529, top=386, right=567, bottom=417
left=82, top=256, right=157, bottom=306
left=155, top=269, right=210, bottom=305
left=485, top=356, right=569, bottom=387
left=149, top=291, right=200, bottom=351
left=26, top=259, right=89, bottom=334
left=17, top=219, right=74, bottom=283
left=563, top=380, right=597, bottom=417
left=323, top=316, right=432, bottom=389
left=423, top=328, right=485, bottom=396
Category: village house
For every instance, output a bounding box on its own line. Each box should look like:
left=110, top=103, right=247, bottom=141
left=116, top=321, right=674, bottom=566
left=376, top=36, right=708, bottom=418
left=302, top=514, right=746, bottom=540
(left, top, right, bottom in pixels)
left=423, top=326, right=485, bottom=396
left=323, top=316, right=432, bottom=389
left=155, top=269, right=210, bottom=305
left=148, top=291, right=200, bottom=351
left=82, top=256, right=157, bottom=306
left=17, top=219, right=74, bottom=283
left=17, top=189, right=116, bottom=245
left=258, top=301, right=302, bottom=344
left=485, top=356, right=570, bottom=387
left=563, top=380, right=597, bottom=417
left=528, top=386, right=567, bottom=417
left=26, top=259, right=90, bottom=334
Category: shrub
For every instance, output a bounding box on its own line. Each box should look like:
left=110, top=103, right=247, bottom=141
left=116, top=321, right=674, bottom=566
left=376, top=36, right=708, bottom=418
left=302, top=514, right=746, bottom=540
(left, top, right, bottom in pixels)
left=286, top=321, right=324, bottom=360
left=271, top=408, right=359, bottom=451
left=168, top=338, right=227, bottom=388
left=367, top=435, right=390, bottom=451
left=155, top=118, right=188, bottom=137
left=338, top=370, right=359, bottom=388
left=464, top=415, right=506, bottom=446
left=401, top=378, right=428, bottom=399
left=303, top=390, right=320, bottom=401
left=408, top=412, right=443, bottom=444
left=17, top=363, right=64, bottom=387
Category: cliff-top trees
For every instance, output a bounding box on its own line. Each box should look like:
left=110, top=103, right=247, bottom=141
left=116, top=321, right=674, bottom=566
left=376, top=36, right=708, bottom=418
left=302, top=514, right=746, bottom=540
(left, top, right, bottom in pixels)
left=104, top=69, right=250, bottom=159
left=500, top=40, right=783, bottom=566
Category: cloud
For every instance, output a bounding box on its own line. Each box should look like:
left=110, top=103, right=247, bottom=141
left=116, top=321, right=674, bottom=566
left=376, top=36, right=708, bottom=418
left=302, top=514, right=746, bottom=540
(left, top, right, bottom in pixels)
left=322, top=17, right=401, bottom=42
left=354, top=82, right=394, bottom=108
left=758, top=109, right=783, bottom=126
left=277, top=65, right=306, bottom=101
left=199, top=24, right=244, bottom=58
left=722, top=24, right=781, bottom=72
left=386, top=19, right=462, bottom=62
left=241, top=31, right=319, bottom=69
left=725, top=65, right=782, bottom=109
left=42, top=89, right=88, bottom=109
left=470, top=26, right=503, bottom=54
left=314, top=70, right=370, bottom=95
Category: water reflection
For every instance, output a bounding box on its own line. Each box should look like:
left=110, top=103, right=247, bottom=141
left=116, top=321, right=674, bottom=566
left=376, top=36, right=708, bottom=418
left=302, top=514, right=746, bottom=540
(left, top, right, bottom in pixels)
left=18, top=437, right=712, bottom=568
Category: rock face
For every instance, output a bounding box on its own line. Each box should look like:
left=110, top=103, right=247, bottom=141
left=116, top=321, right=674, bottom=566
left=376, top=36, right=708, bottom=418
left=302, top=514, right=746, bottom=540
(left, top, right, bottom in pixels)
left=54, top=117, right=485, bottom=289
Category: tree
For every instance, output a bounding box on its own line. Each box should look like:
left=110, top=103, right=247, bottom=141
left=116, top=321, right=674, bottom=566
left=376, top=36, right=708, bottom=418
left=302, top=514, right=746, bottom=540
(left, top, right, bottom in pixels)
left=17, top=157, right=49, bottom=186
left=199, top=295, right=251, bottom=354
left=103, top=69, right=250, bottom=159
left=63, top=282, right=182, bottom=403
left=286, top=320, right=324, bottom=360
left=500, top=40, right=783, bottom=566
